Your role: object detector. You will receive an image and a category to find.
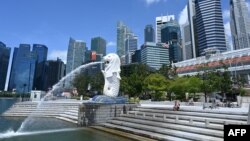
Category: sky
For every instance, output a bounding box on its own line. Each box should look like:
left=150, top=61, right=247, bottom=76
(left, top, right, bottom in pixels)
left=1, top=0, right=250, bottom=64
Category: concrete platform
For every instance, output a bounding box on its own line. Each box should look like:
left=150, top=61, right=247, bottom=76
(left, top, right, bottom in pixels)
left=100, top=104, right=248, bottom=141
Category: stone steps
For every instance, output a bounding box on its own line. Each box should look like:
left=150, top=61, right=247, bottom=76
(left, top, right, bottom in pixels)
left=103, top=121, right=223, bottom=141
left=138, top=106, right=248, bottom=115
left=133, top=108, right=248, bottom=121
left=101, top=123, right=192, bottom=141
left=122, top=114, right=223, bottom=130
left=127, top=111, right=246, bottom=125
left=2, top=101, right=80, bottom=124
left=59, top=114, right=78, bottom=120
left=101, top=106, right=247, bottom=141
left=91, top=126, right=157, bottom=141
left=112, top=117, right=223, bottom=137
left=63, top=111, right=78, bottom=116
left=55, top=116, right=78, bottom=124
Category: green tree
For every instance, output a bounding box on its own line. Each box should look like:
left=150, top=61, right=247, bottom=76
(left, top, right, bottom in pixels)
left=120, top=63, right=153, bottom=98
left=158, top=64, right=171, bottom=79
left=73, top=74, right=90, bottom=96
left=215, top=71, right=232, bottom=94
left=169, top=77, right=189, bottom=100
left=186, top=76, right=202, bottom=100
left=89, top=72, right=104, bottom=92
left=144, top=73, right=168, bottom=101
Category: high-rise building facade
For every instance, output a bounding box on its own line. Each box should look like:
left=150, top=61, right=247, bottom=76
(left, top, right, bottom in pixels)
left=33, top=44, right=48, bottom=90
left=194, top=0, right=227, bottom=56
left=0, top=42, right=11, bottom=91
left=66, top=38, right=86, bottom=74
left=43, top=58, right=65, bottom=91
left=144, top=25, right=155, bottom=42
left=182, top=23, right=193, bottom=60
left=187, top=0, right=197, bottom=58
left=8, top=44, right=37, bottom=93
left=155, top=15, right=175, bottom=43
left=132, top=50, right=141, bottom=63
left=161, top=19, right=183, bottom=63
left=125, top=34, right=138, bottom=64
left=84, top=49, right=92, bottom=63
left=230, top=0, right=250, bottom=50
left=141, top=42, right=170, bottom=70
left=117, top=21, right=131, bottom=57
left=91, top=37, right=106, bottom=61
left=65, top=38, right=86, bottom=89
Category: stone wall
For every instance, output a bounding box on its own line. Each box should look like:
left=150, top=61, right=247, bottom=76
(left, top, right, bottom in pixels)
left=78, top=103, right=137, bottom=127
left=238, top=96, right=250, bottom=108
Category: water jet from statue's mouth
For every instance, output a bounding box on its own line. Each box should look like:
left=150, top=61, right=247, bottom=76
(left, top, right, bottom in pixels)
left=104, top=61, right=110, bottom=64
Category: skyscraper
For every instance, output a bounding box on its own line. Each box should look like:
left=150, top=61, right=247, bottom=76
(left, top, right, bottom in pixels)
left=117, top=21, right=127, bottom=57
left=230, top=0, right=250, bottom=50
left=182, top=23, right=193, bottom=60
left=8, top=44, right=37, bottom=93
left=0, top=42, right=11, bottom=91
left=187, top=0, right=197, bottom=58
left=65, top=37, right=86, bottom=89
left=161, top=19, right=183, bottom=63
left=144, top=25, right=155, bottom=42
left=141, top=42, right=170, bottom=70
left=33, top=44, right=48, bottom=90
left=43, top=58, right=65, bottom=91
left=117, top=21, right=132, bottom=57
left=155, top=15, right=175, bottom=43
left=194, top=0, right=227, bottom=56
left=91, top=37, right=106, bottom=61
left=132, top=50, right=141, bottom=63
left=125, top=34, right=138, bottom=64
left=84, top=49, right=92, bottom=63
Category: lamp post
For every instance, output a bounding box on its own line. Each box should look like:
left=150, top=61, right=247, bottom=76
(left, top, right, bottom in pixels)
left=202, top=72, right=207, bottom=103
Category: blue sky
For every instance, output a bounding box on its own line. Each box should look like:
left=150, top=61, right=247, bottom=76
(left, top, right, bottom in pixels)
left=0, top=0, right=250, bottom=63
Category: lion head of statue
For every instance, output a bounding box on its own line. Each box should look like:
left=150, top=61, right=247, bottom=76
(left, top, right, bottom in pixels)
left=103, top=53, right=121, bottom=79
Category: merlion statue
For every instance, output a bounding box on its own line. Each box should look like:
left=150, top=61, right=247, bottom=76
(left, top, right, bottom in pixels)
left=91, top=53, right=126, bottom=103
left=102, top=53, right=121, bottom=97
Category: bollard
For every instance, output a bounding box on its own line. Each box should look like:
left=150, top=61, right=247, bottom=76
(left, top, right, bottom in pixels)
left=143, top=113, right=145, bottom=117
left=224, top=121, right=227, bottom=125
left=205, top=119, right=209, bottom=126
left=175, top=115, right=179, bottom=122
left=189, top=118, right=193, bottom=124
left=153, top=114, right=155, bottom=119
left=163, top=114, right=166, bottom=120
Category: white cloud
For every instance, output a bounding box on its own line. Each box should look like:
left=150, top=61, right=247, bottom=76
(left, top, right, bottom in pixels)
left=48, top=50, right=67, bottom=64
left=223, top=9, right=230, bottom=20
left=224, top=22, right=231, bottom=37
left=143, top=0, right=166, bottom=5
left=178, top=5, right=188, bottom=25
left=107, top=41, right=116, bottom=47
